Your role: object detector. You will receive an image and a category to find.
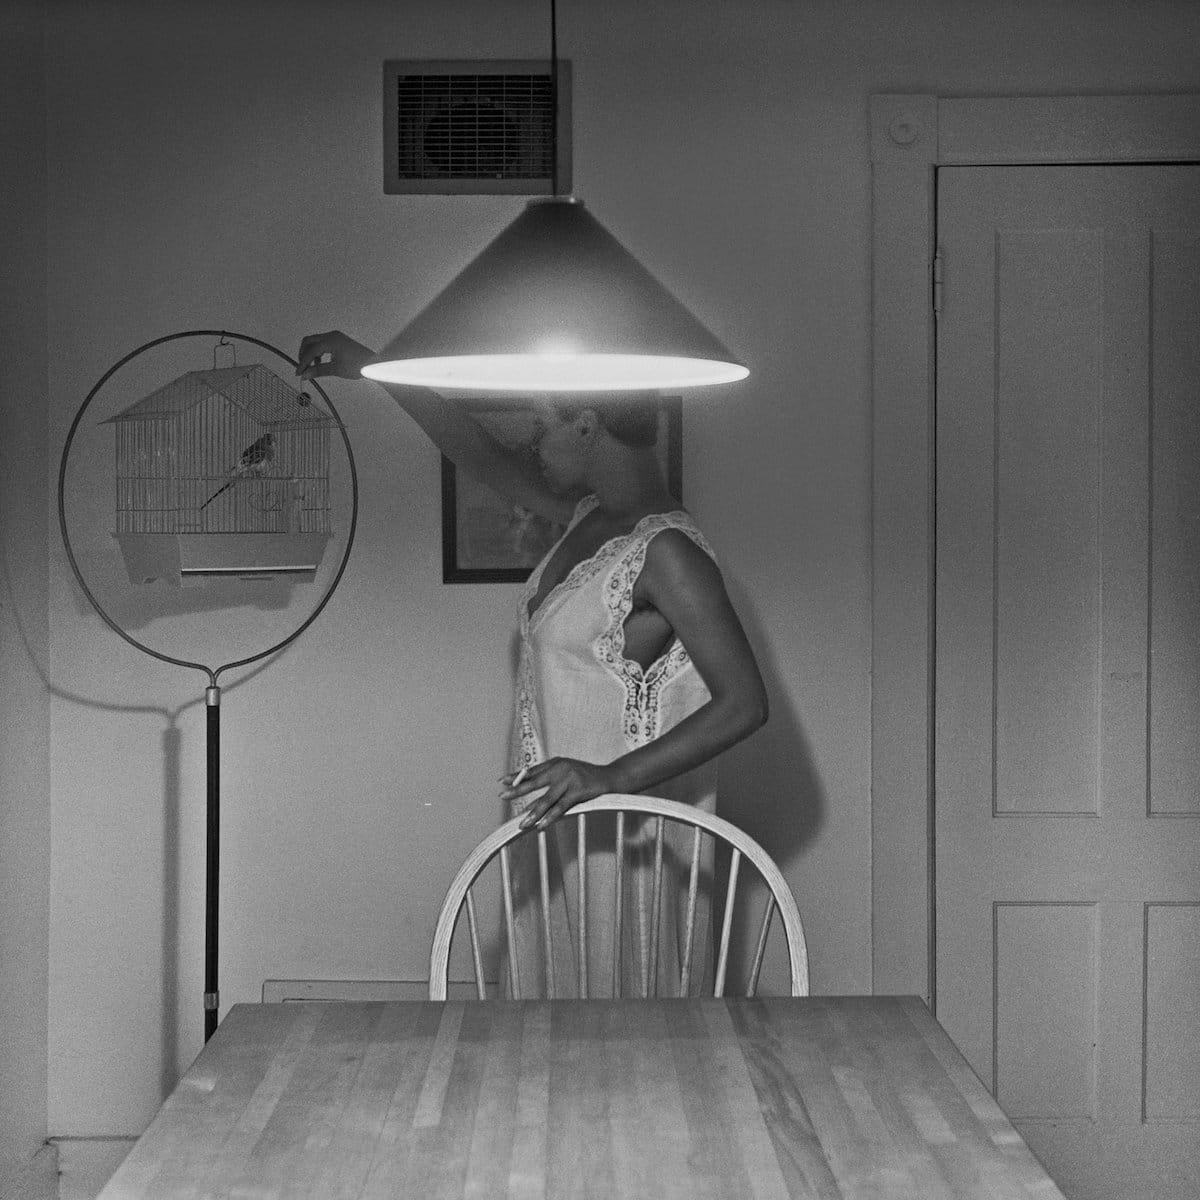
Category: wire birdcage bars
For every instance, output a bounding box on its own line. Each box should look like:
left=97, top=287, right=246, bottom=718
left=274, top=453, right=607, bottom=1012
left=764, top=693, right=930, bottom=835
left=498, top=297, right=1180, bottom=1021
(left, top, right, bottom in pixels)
left=105, top=364, right=334, bottom=584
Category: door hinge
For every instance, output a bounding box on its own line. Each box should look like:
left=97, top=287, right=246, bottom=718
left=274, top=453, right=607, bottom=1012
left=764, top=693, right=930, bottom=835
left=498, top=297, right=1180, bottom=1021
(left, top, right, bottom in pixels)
left=932, top=248, right=943, bottom=317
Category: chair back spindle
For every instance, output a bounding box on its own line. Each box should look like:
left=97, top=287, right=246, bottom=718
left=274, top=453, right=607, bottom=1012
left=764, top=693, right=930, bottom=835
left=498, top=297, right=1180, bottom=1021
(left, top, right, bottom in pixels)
left=714, top=849, right=741, bottom=998
left=536, top=830, right=556, bottom=999
left=612, top=811, right=625, bottom=998
left=498, top=845, right=520, bottom=998
left=577, top=814, right=588, bottom=999
left=648, top=816, right=665, bottom=997
left=679, top=825, right=703, bottom=994
left=747, top=900, right=776, bottom=997
left=464, top=889, right=486, bottom=1000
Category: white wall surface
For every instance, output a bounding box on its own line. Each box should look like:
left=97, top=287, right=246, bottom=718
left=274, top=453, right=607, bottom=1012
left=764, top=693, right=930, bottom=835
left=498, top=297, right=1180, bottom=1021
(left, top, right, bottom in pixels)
left=0, top=0, right=51, bottom=1177
left=37, top=0, right=1200, bottom=1136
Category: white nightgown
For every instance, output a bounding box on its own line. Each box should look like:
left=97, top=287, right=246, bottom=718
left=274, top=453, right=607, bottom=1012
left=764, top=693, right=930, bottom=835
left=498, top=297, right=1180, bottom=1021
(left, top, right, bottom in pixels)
left=504, top=493, right=718, bottom=997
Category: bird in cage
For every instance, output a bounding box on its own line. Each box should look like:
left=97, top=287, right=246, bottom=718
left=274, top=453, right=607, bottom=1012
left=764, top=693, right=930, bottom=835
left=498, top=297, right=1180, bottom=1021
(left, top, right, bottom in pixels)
left=200, top=431, right=276, bottom=510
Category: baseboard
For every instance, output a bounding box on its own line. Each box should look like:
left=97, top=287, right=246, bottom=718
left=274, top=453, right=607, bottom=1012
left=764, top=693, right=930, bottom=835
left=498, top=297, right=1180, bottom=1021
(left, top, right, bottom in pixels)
left=52, top=1137, right=137, bottom=1200
left=261, top=978, right=495, bottom=1002
left=0, top=1143, right=57, bottom=1200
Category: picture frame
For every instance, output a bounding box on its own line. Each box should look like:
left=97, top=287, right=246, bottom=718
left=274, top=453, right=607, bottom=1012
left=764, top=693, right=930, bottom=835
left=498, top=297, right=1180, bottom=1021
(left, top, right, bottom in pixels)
left=441, top=397, right=683, bottom=583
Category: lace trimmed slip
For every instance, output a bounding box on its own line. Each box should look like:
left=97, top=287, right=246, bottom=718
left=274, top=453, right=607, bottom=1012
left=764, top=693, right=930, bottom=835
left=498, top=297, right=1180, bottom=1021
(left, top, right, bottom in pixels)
left=503, top=495, right=718, bottom=997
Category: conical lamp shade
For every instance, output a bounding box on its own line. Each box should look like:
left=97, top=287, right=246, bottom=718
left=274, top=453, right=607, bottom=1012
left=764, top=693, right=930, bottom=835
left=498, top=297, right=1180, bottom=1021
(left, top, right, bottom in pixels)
left=361, top=197, right=748, bottom=391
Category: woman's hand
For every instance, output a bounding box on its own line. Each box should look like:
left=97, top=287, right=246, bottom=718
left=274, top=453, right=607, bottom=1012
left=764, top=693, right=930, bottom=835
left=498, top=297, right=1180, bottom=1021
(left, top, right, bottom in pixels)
left=500, top=758, right=622, bottom=830
left=296, top=331, right=376, bottom=382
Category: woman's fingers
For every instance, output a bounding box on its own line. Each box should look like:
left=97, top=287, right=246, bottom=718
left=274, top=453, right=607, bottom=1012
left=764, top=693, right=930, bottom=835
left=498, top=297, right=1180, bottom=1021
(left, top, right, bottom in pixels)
left=500, top=759, right=550, bottom=797
left=508, top=762, right=556, bottom=827
left=511, top=783, right=551, bottom=825
left=531, top=793, right=574, bottom=829
left=296, top=333, right=332, bottom=377
left=503, top=756, right=601, bottom=827
left=519, top=781, right=566, bottom=829
left=295, top=331, right=375, bottom=381
left=501, top=753, right=604, bottom=830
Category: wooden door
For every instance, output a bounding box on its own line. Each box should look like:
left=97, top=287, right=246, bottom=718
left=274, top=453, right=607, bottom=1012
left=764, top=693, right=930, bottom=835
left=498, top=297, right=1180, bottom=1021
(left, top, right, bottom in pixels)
left=935, top=165, right=1200, bottom=1200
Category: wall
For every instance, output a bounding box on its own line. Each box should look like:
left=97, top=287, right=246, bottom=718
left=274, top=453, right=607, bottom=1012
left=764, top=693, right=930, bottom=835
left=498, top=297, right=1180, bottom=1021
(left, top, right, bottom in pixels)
left=40, top=0, right=1200, bottom=1137
left=0, top=0, right=52, bottom=1187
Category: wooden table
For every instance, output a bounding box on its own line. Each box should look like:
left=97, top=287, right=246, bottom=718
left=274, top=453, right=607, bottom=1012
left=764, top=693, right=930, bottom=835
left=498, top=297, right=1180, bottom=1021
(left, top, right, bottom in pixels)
left=100, top=997, right=1065, bottom=1199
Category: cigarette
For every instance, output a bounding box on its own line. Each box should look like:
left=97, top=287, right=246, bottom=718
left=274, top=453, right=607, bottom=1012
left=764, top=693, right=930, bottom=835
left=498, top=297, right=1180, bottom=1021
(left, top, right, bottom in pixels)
left=511, top=766, right=530, bottom=786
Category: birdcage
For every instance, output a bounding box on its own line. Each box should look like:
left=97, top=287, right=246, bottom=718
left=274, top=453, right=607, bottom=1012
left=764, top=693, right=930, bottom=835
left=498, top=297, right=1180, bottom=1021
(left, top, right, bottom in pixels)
left=105, top=364, right=333, bottom=585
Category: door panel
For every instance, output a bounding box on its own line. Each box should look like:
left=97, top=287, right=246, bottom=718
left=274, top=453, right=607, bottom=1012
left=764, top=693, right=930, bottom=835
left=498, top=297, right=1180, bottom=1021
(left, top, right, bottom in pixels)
left=1150, top=233, right=1200, bottom=816
left=993, top=902, right=1098, bottom=1119
left=994, top=229, right=1102, bottom=816
left=1145, top=903, right=1200, bottom=1119
left=935, top=165, right=1200, bottom=1200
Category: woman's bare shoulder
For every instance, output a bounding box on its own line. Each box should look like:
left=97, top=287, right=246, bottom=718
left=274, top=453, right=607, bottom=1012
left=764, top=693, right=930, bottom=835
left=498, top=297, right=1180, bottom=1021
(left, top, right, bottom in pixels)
left=640, top=523, right=722, bottom=591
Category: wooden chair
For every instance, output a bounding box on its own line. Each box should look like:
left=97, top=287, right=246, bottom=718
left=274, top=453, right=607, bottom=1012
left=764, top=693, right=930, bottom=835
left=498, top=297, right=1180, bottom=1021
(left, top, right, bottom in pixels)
left=429, top=794, right=810, bottom=1000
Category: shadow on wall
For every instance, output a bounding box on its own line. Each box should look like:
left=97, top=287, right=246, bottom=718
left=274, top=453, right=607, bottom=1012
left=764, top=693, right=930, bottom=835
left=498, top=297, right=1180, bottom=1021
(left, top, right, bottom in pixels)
left=718, top=578, right=825, bottom=863
left=61, top=540, right=316, bottom=631
left=713, top=576, right=825, bottom=994
left=0, top=542, right=294, bottom=1100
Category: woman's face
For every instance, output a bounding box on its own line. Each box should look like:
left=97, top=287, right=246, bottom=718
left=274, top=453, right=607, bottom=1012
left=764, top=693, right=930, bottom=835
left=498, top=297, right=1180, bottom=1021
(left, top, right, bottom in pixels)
left=531, top=406, right=591, bottom=492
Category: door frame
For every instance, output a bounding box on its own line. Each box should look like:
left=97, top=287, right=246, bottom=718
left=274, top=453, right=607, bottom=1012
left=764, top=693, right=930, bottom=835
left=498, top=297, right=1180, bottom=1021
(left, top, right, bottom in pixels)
left=869, top=92, right=1200, bottom=1004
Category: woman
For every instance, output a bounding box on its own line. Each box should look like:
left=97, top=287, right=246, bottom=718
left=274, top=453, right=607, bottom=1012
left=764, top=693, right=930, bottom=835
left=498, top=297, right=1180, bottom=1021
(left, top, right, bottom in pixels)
left=297, top=331, right=767, bottom=994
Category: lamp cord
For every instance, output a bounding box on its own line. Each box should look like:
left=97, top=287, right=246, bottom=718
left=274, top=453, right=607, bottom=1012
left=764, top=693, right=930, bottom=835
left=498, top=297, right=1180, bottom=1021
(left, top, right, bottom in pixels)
left=550, top=0, right=559, bottom=196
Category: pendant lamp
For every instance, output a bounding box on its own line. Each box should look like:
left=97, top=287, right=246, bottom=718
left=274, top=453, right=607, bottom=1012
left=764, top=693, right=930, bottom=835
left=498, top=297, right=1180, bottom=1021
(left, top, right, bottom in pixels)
left=362, top=4, right=748, bottom=393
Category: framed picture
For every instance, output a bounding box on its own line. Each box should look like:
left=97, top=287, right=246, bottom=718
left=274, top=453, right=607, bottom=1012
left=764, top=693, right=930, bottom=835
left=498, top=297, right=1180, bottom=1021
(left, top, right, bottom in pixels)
left=442, top=397, right=683, bottom=583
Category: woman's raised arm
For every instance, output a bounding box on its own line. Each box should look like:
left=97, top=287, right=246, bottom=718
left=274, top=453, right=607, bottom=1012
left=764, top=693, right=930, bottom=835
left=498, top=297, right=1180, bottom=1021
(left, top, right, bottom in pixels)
left=296, top=331, right=576, bottom=525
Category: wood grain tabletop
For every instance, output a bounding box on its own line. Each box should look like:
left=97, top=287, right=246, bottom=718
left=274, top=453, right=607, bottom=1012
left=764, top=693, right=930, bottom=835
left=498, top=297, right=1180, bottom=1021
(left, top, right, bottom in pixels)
left=99, top=997, right=1066, bottom=1199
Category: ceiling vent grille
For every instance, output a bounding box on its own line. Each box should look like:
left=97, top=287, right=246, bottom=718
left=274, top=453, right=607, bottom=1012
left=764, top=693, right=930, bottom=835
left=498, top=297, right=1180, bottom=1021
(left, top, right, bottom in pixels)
left=384, top=60, right=572, bottom=195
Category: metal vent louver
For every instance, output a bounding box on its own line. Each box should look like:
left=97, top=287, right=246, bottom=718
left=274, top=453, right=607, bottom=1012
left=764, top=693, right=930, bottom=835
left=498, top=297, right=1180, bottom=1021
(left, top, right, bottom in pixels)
left=384, top=60, right=571, bottom=195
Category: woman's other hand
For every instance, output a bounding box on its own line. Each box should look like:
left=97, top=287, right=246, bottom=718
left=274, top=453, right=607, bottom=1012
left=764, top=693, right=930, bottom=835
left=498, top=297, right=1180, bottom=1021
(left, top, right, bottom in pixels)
left=296, top=331, right=376, bottom=381
left=500, top=758, right=622, bottom=830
